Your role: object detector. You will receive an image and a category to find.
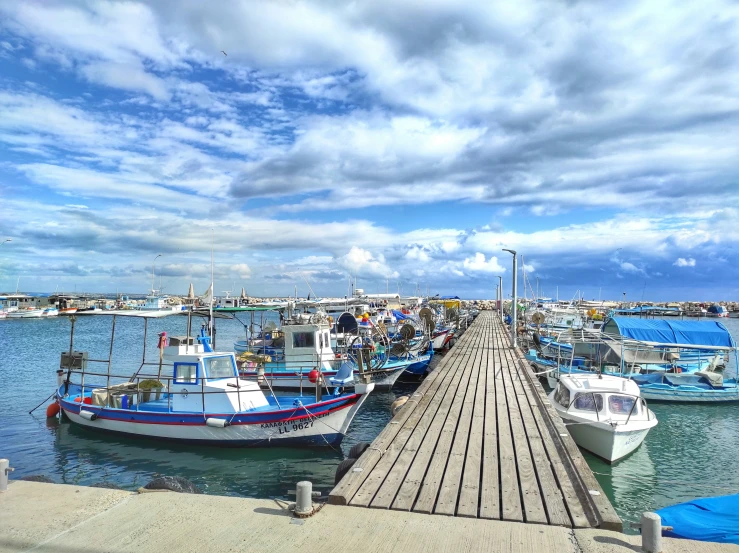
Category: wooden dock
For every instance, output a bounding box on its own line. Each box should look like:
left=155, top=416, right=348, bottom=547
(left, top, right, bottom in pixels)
left=329, top=311, right=622, bottom=530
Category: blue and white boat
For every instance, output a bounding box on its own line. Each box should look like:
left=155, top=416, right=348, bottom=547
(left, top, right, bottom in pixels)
left=238, top=318, right=413, bottom=390
left=55, top=314, right=373, bottom=447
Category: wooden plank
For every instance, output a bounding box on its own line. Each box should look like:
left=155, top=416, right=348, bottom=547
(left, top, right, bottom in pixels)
left=433, top=325, right=484, bottom=515
left=353, top=336, right=472, bottom=507
left=456, top=321, right=489, bottom=517
left=412, top=328, right=479, bottom=514
left=329, top=338, right=453, bottom=505
left=502, top=346, right=571, bottom=527
left=513, top=348, right=607, bottom=528
left=479, top=322, right=500, bottom=520
left=391, top=328, right=479, bottom=511
left=493, top=320, right=523, bottom=522
left=500, top=332, right=546, bottom=523
left=367, top=325, right=482, bottom=509
left=504, top=322, right=622, bottom=531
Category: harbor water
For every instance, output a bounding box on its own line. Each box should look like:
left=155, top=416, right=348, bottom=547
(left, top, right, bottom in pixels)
left=1, top=314, right=738, bottom=530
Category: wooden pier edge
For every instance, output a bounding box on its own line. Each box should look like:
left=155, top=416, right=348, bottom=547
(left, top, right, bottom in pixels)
left=329, top=311, right=623, bottom=533
left=507, top=332, right=623, bottom=531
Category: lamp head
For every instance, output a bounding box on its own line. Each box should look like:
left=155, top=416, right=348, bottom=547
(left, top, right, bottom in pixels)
left=502, top=248, right=517, bottom=255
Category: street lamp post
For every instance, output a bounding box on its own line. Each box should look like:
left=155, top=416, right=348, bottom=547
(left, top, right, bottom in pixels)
left=152, top=254, right=162, bottom=293
left=1, top=239, right=11, bottom=246
left=502, top=249, right=518, bottom=348
left=498, top=275, right=503, bottom=322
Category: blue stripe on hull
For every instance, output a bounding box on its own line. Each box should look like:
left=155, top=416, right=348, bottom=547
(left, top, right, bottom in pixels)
left=66, top=422, right=344, bottom=448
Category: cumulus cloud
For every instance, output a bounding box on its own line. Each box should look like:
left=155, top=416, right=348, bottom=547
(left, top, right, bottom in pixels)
left=462, top=253, right=504, bottom=273
left=2, top=0, right=739, bottom=298
left=336, top=247, right=398, bottom=280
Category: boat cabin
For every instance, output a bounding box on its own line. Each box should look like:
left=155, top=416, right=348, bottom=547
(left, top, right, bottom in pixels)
left=283, top=323, right=335, bottom=367
left=0, top=293, right=38, bottom=312
left=553, top=375, right=648, bottom=419
left=163, top=345, right=267, bottom=413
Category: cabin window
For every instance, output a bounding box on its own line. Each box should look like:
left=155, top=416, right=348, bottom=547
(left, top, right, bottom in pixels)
left=608, top=395, right=636, bottom=415
left=293, top=332, right=315, bottom=348
left=574, top=393, right=604, bottom=412
left=174, top=363, right=199, bottom=384
left=204, top=356, right=235, bottom=380
left=553, top=384, right=570, bottom=407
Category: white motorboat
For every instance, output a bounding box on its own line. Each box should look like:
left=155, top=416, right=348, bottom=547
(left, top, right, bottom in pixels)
left=549, top=373, right=657, bottom=463
left=7, top=308, right=46, bottom=318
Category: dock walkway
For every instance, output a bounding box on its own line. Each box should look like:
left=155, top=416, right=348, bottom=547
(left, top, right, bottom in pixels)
left=330, top=311, right=622, bottom=530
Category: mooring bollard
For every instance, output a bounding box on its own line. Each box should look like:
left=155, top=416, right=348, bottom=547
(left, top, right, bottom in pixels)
left=0, top=459, right=14, bottom=493
left=295, top=481, right=313, bottom=516
left=631, top=512, right=673, bottom=553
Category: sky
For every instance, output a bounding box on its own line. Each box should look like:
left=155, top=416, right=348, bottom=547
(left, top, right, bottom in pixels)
left=1, top=0, right=738, bottom=301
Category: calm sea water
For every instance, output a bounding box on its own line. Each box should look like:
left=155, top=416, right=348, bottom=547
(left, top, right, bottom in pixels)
left=1, top=313, right=737, bottom=529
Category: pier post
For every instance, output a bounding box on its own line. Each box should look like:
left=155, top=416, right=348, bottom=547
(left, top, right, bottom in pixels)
left=640, top=512, right=666, bottom=553
left=0, top=459, right=13, bottom=492
left=502, top=249, right=517, bottom=347
left=295, top=481, right=313, bottom=516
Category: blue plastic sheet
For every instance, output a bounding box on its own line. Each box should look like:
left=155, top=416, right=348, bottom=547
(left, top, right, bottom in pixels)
left=657, top=494, right=739, bottom=545
left=603, top=318, right=735, bottom=348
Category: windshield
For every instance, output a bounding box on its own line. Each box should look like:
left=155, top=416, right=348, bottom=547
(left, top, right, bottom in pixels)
left=608, top=394, right=637, bottom=415
left=204, top=356, right=235, bottom=380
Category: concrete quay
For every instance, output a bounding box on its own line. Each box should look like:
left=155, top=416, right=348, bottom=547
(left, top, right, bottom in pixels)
left=1, top=481, right=736, bottom=553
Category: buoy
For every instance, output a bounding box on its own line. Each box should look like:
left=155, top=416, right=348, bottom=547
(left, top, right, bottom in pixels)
left=83, top=396, right=92, bottom=404
left=308, top=368, right=320, bottom=384
left=46, top=402, right=61, bottom=418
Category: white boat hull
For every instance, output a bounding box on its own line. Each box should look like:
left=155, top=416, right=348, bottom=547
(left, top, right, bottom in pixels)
left=561, top=417, right=653, bottom=463
left=61, top=392, right=370, bottom=447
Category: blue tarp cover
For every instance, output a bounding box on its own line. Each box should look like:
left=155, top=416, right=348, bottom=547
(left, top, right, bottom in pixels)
left=603, top=317, right=735, bottom=348
left=657, top=493, right=739, bottom=545
left=392, top=310, right=411, bottom=321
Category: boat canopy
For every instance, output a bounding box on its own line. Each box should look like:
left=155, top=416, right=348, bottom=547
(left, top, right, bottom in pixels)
left=602, top=317, right=736, bottom=349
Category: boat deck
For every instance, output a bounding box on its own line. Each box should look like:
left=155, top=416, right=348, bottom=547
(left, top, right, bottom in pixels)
left=329, top=311, right=622, bottom=530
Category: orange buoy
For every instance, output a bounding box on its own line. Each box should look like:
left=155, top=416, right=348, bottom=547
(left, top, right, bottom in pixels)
left=308, top=368, right=320, bottom=384
left=46, top=402, right=61, bottom=418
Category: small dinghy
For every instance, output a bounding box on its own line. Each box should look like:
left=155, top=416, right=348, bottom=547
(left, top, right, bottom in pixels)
left=549, top=373, right=657, bottom=463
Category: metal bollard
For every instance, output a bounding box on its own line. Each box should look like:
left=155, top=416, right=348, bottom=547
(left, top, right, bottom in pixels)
left=632, top=512, right=673, bottom=553
left=0, top=459, right=14, bottom=493
left=294, top=481, right=313, bottom=516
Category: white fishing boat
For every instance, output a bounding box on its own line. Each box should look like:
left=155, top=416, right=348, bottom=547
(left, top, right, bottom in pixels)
left=549, top=374, right=657, bottom=463
left=7, top=308, right=46, bottom=318
left=54, top=314, right=374, bottom=447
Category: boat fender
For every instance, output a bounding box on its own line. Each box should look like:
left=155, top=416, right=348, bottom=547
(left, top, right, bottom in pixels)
left=205, top=418, right=230, bottom=428
left=348, top=442, right=370, bottom=459
left=334, top=458, right=356, bottom=485
left=391, top=395, right=409, bottom=416
left=79, top=409, right=98, bottom=421
left=46, top=402, right=61, bottom=418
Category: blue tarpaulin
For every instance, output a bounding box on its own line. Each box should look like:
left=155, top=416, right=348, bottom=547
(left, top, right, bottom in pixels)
left=392, top=310, right=411, bottom=321
left=657, top=494, right=739, bottom=545
left=602, top=317, right=735, bottom=348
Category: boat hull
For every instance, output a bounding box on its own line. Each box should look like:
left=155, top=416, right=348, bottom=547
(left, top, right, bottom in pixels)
left=639, top=386, right=739, bottom=403
left=58, top=390, right=368, bottom=447
left=561, top=417, right=653, bottom=463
